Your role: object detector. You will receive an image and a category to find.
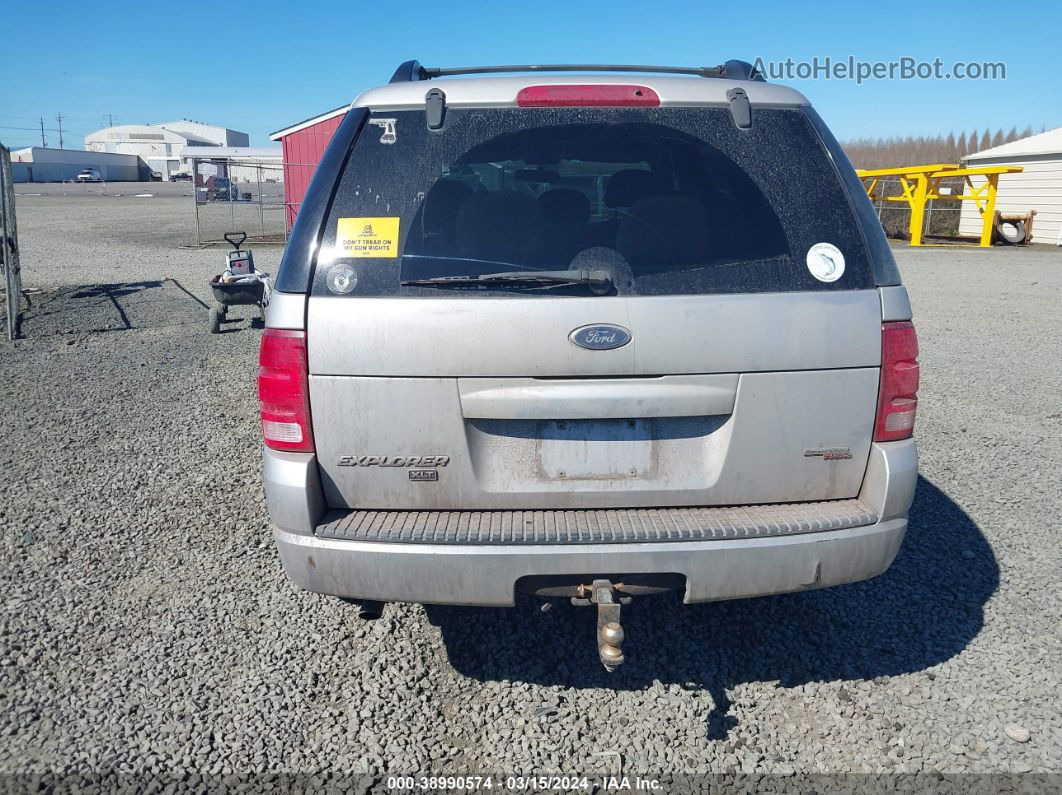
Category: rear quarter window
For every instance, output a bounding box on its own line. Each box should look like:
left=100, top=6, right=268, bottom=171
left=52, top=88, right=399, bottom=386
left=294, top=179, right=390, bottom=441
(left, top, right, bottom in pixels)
left=311, top=106, right=878, bottom=298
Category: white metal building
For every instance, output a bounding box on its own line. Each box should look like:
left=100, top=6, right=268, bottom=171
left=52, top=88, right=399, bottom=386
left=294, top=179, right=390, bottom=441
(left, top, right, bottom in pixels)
left=179, top=146, right=283, bottom=185
left=153, top=120, right=249, bottom=148
left=959, top=128, right=1062, bottom=245
left=9, top=147, right=142, bottom=182
left=84, top=121, right=250, bottom=180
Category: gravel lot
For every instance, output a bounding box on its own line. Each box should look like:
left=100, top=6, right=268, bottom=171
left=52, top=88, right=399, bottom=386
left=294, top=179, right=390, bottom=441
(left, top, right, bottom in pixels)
left=1, top=192, right=1061, bottom=788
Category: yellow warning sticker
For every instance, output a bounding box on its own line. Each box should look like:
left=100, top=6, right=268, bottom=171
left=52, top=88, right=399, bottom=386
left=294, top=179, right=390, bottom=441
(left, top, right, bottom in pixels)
left=336, top=217, right=400, bottom=258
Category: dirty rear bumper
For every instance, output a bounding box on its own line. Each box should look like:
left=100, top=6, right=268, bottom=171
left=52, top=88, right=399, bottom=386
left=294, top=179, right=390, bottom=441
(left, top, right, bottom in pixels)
left=268, top=439, right=917, bottom=606
left=275, top=517, right=907, bottom=606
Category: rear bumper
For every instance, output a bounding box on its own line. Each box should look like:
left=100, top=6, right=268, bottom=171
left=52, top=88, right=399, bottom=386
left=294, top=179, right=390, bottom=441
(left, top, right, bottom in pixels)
left=275, top=516, right=907, bottom=606
left=268, top=438, right=917, bottom=606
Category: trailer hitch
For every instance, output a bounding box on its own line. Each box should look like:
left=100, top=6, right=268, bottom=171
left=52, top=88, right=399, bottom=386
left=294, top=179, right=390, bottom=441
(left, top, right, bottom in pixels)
left=572, top=579, right=630, bottom=672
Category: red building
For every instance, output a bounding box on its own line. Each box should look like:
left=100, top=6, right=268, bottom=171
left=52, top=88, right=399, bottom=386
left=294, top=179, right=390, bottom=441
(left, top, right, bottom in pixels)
left=270, top=105, right=348, bottom=229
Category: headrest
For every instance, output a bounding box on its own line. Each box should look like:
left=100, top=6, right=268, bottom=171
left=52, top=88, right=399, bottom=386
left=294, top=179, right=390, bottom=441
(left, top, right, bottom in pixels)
left=455, top=191, right=544, bottom=262
left=605, top=169, right=659, bottom=208
left=422, top=178, right=475, bottom=234
left=616, top=195, right=710, bottom=270
left=537, top=188, right=591, bottom=224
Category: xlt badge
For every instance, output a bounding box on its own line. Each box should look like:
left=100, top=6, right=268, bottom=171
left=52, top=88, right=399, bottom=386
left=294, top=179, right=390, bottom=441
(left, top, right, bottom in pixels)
left=337, top=455, right=450, bottom=467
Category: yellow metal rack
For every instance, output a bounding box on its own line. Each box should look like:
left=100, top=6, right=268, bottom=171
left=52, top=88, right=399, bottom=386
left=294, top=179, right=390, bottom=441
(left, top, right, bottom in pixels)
left=856, top=163, right=1024, bottom=247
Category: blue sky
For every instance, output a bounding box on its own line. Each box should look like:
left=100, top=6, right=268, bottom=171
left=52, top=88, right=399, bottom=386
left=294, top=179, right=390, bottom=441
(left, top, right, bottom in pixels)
left=1, top=0, right=1059, bottom=149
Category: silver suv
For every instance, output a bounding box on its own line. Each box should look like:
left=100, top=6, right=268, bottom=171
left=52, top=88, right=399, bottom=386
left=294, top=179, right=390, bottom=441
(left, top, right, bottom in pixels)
left=260, top=62, right=919, bottom=669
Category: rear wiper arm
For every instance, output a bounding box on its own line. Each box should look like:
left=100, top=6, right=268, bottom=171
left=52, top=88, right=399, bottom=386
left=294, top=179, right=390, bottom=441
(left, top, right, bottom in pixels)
left=402, top=268, right=612, bottom=294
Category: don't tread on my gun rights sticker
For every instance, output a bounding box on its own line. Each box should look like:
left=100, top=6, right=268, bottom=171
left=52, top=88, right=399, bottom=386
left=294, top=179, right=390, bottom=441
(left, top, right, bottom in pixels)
left=336, top=217, right=400, bottom=258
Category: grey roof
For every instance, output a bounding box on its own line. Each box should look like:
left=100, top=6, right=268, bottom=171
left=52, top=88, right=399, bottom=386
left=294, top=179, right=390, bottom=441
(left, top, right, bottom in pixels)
left=964, top=127, right=1062, bottom=162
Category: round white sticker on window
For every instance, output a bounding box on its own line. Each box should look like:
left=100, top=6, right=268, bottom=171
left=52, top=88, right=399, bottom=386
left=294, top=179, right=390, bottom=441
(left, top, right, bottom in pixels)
left=326, top=264, right=358, bottom=294
left=806, top=243, right=845, bottom=282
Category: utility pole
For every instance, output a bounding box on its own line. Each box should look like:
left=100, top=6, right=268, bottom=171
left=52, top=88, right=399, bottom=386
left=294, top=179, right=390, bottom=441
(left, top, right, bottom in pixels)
left=55, top=113, right=65, bottom=149
left=39, top=117, right=47, bottom=147
left=106, top=114, right=116, bottom=127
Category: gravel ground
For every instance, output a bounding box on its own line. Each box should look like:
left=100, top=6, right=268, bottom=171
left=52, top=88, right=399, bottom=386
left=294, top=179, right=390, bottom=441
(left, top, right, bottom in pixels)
left=1, top=194, right=1061, bottom=789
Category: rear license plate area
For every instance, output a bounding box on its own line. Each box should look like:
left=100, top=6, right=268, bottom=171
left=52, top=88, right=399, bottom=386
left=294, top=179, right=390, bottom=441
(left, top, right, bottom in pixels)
left=536, top=419, right=654, bottom=480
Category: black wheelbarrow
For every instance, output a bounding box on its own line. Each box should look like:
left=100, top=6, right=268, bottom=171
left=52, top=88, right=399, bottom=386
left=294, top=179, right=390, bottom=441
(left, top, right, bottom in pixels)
left=208, top=232, right=269, bottom=333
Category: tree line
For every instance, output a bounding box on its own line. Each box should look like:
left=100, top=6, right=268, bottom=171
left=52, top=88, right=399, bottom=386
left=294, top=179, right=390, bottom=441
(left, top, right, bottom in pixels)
left=843, top=126, right=1044, bottom=169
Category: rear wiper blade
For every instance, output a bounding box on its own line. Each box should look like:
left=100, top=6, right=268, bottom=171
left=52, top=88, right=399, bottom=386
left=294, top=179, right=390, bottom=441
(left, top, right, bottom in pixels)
left=401, top=268, right=612, bottom=294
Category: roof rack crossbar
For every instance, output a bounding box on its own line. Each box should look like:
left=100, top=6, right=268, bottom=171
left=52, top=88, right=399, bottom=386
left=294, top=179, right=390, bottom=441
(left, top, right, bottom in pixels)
left=426, top=64, right=727, bottom=78
left=389, top=61, right=764, bottom=83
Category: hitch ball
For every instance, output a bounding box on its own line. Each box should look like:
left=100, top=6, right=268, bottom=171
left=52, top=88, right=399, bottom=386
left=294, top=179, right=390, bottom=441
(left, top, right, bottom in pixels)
left=601, top=621, right=624, bottom=646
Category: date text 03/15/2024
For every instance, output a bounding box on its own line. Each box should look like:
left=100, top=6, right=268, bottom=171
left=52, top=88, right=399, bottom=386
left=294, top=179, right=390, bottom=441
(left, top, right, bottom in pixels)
left=384, top=776, right=663, bottom=791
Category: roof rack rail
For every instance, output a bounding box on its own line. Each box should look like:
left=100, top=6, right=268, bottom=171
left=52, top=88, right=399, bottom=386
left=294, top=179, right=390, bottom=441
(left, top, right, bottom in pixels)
left=388, top=60, right=764, bottom=84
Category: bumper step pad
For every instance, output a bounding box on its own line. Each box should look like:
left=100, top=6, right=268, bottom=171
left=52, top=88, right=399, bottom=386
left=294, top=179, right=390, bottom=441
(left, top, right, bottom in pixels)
left=316, top=499, right=877, bottom=546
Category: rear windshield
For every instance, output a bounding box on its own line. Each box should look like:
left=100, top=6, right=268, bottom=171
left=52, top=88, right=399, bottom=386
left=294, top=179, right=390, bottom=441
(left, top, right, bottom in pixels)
left=314, top=106, right=876, bottom=298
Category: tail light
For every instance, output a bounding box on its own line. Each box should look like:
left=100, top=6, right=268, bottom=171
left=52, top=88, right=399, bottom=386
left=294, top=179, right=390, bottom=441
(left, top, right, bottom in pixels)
left=258, top=329, right=314, bottom=452
left=874, top=321, right=919, bottom=442
left=516, top=84, right=660, bottom=107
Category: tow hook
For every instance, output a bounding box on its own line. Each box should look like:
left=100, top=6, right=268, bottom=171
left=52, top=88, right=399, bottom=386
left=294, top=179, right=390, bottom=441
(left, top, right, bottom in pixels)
left=572, top=579, right=630, bottom=672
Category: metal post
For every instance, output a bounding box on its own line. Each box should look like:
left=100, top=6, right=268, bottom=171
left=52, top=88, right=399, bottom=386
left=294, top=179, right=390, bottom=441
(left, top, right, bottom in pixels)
left=257, top=164, right=265, bottom=238
left=193, top=157, right=202, bottom=247
left=228, top=161, right=235, bottom=237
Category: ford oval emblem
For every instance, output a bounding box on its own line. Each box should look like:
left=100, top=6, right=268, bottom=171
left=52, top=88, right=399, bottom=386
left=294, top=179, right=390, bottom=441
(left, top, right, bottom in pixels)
left=569, top=324, right=632, bottom=351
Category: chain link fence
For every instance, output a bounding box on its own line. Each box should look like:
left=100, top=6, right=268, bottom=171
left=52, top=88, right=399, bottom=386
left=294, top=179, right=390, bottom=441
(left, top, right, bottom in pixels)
left=1, top=143, right=24, bottom=340
left=279, top=162, right=319, bottom=232
left=868, top=177, right=966, bottom=240
left=190, top=157, right=287, bottom=247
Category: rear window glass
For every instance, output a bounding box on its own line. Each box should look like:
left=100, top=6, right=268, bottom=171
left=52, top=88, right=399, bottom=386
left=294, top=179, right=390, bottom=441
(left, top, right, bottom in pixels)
left=314, top=107, right=875, bottom=298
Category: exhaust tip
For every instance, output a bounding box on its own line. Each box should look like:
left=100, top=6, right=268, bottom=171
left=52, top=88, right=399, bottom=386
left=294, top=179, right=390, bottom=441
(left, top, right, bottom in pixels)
left=340, top=598, right=385, bottom=621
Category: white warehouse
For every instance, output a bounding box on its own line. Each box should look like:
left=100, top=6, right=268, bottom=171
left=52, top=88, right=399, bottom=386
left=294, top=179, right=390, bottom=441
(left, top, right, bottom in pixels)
left=959, top=127, right=1062, bottom=246
left=85, top=120, right=250, bottom=180
left=9, top=148, right=142, bottom=182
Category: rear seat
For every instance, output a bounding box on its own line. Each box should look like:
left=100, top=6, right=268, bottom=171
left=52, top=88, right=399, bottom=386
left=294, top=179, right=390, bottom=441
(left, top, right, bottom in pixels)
left=616, top=195, right=711, bottom=273
left=533, top=188, right=594, bottom=267
left=455, top=191, right=544, bottom=264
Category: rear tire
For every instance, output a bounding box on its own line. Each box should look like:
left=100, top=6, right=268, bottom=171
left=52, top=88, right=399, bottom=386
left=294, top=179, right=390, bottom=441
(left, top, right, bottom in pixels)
left=208, top=306, right=223, bottom=334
